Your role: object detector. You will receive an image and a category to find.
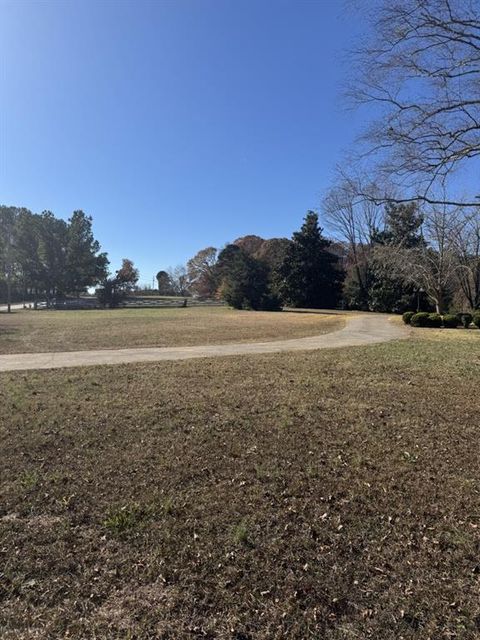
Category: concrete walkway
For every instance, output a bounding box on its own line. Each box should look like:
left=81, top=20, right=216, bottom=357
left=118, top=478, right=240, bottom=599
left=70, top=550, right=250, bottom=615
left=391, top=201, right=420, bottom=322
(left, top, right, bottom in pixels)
left=0, top=315, right=408, bottom=372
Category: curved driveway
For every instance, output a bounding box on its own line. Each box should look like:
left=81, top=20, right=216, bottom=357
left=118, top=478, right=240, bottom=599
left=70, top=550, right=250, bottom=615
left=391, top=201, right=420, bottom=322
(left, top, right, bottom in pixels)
left=0, top=314, right=408, bottom=372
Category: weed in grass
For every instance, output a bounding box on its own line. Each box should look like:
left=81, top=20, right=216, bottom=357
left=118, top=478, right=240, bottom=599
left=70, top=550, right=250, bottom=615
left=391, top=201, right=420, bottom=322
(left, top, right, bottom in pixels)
left=19, top=469, right=39, bottom=490
left=161, top=496, right=174, bottom=515
left=232, top=520, right=251, bottom=546
left=104, top=504, right=144, bottom=534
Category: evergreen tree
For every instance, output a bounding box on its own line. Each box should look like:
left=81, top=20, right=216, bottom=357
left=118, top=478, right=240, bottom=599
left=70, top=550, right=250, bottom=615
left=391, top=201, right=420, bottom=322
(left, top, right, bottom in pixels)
left=278, top=211, right=344, bottom=308
left=65, top=211, right=108, bottom=295
left=368, top=203, right=426, bottom=312
left=216, top=244, right=280, bottom=310
left=38, top=211, right=69, bottom=299
left=380, top=202, right=425, bottom=248
left=0, top=206, right=17, bottom=312
left=15, top=210, right=44, bottom=301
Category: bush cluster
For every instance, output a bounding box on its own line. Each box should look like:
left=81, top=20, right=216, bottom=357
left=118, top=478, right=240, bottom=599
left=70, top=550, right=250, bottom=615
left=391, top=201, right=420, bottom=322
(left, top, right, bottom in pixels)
left=474, top=312, right=480, bottom=329
left=402, top=311, right=415, bottom=325
left=442, top=314, right=459, bottom=328
left=410, top=312, right=431, bottom=327
left=406, top=311, right=471, bottom=328
left=428, top=313, right=443, bottom=327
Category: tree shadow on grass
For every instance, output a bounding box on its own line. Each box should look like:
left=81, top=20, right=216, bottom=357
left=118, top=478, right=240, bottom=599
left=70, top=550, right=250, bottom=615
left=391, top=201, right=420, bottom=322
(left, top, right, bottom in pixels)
left=282, top=308, right=348, bottom=316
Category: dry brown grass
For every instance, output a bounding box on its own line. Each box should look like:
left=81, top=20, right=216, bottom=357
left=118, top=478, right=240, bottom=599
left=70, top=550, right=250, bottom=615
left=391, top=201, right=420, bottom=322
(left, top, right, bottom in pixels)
left=0, top=330, right=479, bottom=639
left=0, top=307, right=343, bottom=354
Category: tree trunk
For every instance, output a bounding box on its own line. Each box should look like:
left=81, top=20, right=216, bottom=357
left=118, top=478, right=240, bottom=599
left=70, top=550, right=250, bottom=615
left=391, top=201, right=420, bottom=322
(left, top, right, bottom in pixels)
left=6, top=266, right=11, bottom=313
left=435, top=292, right=446, bottom=315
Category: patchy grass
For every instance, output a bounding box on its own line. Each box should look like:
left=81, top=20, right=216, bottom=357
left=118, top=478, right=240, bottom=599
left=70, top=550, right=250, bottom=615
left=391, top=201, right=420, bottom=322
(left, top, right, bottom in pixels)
left=0, top=331, right=479, bottom=638
left=0, top=307, right=343, bottom=354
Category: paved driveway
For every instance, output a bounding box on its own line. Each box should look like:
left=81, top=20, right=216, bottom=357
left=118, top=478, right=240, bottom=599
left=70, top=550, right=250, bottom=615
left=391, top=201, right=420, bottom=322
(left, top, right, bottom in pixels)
left=0, top=314, right=409, bottom=372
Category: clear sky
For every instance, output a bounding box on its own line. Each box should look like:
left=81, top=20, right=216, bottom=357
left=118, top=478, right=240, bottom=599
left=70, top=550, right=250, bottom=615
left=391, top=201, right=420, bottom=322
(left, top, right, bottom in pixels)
left=1, top=0, right=366, bottom=284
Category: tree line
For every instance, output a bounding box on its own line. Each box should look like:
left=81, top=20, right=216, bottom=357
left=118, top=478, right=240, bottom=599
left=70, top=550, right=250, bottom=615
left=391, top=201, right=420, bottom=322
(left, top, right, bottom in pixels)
left=0, top=206, right=140, bottom=311
left=2, top=201, right=476, bottom=315
left=154, top=212, right=343, bottom=311
left=0, top=206, right=109, bottom=310
left=162, top=201, right=479, bottom=315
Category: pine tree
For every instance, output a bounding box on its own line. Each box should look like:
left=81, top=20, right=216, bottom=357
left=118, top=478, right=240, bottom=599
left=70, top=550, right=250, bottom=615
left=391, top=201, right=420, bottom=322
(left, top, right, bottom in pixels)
left=367, top=203, right=427, bottom=312
left=65, top=211, right=108, bottom=295
left=278, top=211, right=344, bottom=308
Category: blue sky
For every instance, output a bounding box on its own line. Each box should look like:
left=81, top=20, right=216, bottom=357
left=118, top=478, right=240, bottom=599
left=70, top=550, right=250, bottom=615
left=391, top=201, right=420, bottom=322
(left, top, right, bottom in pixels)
left=1, top=0, right=366, bottom=284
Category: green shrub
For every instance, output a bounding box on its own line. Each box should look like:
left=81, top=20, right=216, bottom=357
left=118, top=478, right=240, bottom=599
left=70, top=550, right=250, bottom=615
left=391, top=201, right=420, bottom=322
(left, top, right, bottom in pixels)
left=410, top=312, right=430, bottom=327
left=402, top=311, right=415, bottom=325
left=427, top=313, right=442, bottom=328
left=442, top=314, right=459, bottom=328
left=457, top=312, right=473, bottom=328
left=472, top=312, right=480, bottom=329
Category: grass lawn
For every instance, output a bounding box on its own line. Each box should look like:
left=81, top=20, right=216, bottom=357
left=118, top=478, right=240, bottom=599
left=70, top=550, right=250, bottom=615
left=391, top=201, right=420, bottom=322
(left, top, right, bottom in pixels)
left=1, top=328, right=479, bottom=638
left=0, top=307, right=343, bottom=354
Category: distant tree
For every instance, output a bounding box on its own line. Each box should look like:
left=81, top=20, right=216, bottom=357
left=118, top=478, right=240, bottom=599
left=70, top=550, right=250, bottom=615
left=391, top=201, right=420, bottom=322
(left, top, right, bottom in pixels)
left=367, top=202, right=426, bottom=312
left=186, top=246, right=218, bottom=297
left=156, top=270, right=174, bottom=295
left=0, top=205, right=109, bottom=306
left=0, top=206, right=16, bottom=312
left=95, top=278, right=123, bottom=308
left=38, top=211, right=69, bottom=301
left=14, top=209, right=44, bottom=302
left=375, top=204, right=459, bottom=314
left=65, top=211, right=108, bottom=296
left=168, top=265, right=190, bottom=296
left=96, top=259, right=137, bottom=308
left=452, top=211, right=480, bottom=310
left=216, top=244, right=280, bottom=310
left=323, top=179, right=383, bottom=308
left=116, top=258, right=139, bottom=291
left=278, top=211, right=344, bottom=308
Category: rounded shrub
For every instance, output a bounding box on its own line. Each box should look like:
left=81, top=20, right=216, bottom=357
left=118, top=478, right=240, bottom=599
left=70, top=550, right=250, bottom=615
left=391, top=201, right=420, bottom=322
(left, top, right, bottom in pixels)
left=402, top=311, right=415, bottom=325
left=427, top=313, right=442, bottom=328
left=457, top=312, right=473, bottom=328
left=442, top=313, right=460, bottom=328
left=410, top=312, right=430, bottom=327
left=473, top=312, right=480, bottom=329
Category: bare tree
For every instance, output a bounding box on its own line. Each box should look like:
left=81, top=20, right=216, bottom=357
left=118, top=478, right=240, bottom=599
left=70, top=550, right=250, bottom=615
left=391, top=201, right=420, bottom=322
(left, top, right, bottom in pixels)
left=351, top=0, right=480, bottom=206
left=168, top=265, right=190, bottom=297
left=323, top=177, right=384, bottom=301
left=375, top=203, right=460, bottom=313
left=451, top=210, right=480, bottom=309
